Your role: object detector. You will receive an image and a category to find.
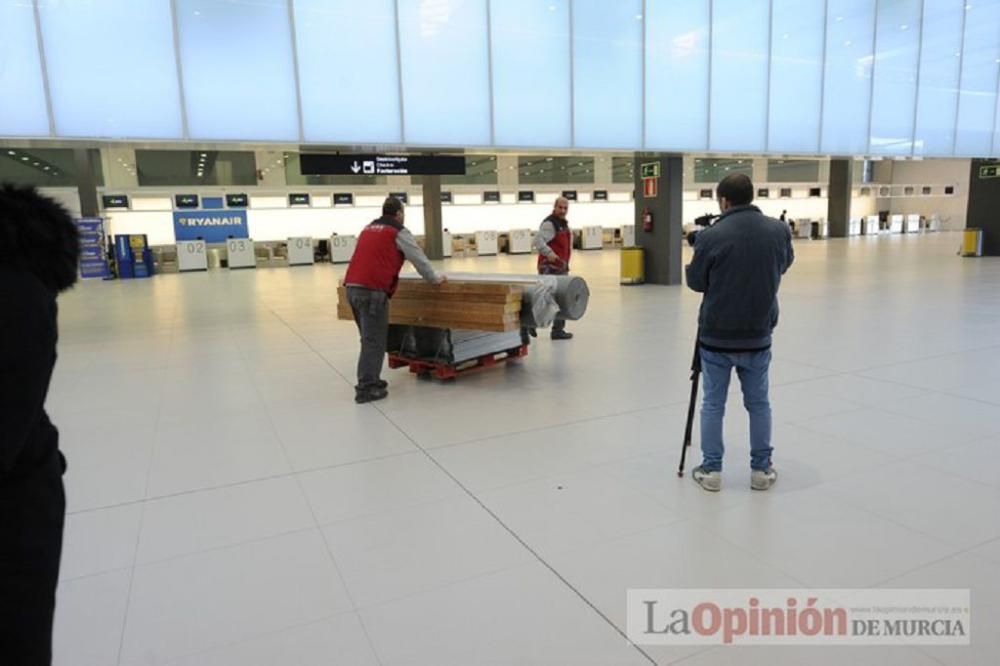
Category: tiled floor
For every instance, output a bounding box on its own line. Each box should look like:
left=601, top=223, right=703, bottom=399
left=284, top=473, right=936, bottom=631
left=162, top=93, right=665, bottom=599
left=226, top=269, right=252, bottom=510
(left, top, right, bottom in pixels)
left=48, top=233, right=1000, bottom=665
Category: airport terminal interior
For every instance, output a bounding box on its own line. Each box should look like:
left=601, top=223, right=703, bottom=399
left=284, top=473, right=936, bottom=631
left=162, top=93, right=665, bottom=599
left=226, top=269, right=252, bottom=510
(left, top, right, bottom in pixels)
left=3, top=1, right=1000, bottom=665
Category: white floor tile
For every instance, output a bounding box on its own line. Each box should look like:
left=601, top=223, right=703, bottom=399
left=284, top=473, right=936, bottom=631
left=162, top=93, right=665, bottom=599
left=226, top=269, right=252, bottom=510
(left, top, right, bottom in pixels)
left=164, top=615, right=379, bottom=666
left=878, top=552, right=998, bottom=666
left=120, top=530, right=353, bottom=665
left=361, top=562, right=652, bottom=666
left=477, top=466, right=684, bottom=560
left=790, top=407, right=982, bottom=460
left=678, top=644, right=941, bottom=666
left=61, top=503, right=142, bottom=580
left=267, top=398, right=417, bottom=472
left=819, top=461, right=1000, bottom=549
left=147, top=409, right=291, bottom=497
left=709, top=488, right=958, bottom=588
left=61, top=419, right=156, bottom=512
left=297, top=452, right=464, bottom=525
left=322, top=495, right=534, bottom=608
left=53, top=569, right=131, bottom=666
left=431, top=407, right=672, bottom=493
left=137, top=476, right=316, bottom=563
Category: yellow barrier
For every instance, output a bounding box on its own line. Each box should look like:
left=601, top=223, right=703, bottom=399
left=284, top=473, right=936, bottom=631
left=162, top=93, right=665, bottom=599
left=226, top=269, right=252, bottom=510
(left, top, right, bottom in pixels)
left=620, top=247, right=644, bottom=285
left=961, top=228, right=983, bottom=257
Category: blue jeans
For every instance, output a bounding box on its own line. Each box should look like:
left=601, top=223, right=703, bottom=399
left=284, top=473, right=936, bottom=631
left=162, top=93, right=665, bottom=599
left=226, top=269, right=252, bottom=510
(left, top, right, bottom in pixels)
left=698, top=347, right=773, bottom=472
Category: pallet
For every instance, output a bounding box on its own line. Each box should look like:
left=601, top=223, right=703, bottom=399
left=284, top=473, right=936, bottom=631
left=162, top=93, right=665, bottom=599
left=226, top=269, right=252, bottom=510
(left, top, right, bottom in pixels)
left=387, top=345, right=529, bottom=380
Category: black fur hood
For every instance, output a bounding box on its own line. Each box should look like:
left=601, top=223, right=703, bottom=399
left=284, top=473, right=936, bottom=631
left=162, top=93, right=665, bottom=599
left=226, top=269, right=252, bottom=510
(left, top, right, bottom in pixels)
left=0, top=183, right=80, bottom=293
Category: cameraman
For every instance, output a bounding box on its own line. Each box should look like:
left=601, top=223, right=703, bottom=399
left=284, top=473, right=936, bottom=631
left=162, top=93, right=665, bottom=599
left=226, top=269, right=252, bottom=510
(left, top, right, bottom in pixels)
left=685, top=174, right=794, bottom=492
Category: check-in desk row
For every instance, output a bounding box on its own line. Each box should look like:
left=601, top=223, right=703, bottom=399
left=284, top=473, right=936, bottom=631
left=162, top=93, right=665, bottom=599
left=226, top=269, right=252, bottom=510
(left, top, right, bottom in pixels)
left=152, top=225, right=634, bottom=273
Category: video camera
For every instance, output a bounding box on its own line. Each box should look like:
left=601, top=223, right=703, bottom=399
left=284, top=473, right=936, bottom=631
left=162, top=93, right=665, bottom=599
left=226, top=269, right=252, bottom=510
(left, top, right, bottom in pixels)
left=686, top=213, right=719, bottom=247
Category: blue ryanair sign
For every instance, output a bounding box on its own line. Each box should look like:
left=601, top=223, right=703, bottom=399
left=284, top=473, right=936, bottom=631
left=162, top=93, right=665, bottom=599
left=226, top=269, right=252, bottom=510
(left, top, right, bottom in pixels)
left=173, top=210, right=249, bottom=243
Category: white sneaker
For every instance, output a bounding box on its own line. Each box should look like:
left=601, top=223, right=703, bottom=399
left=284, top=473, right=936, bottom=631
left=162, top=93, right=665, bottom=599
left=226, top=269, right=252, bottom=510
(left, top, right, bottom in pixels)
left=692, top=465, right=722, bottom=492
left=751, top=467, right=777, bottom=491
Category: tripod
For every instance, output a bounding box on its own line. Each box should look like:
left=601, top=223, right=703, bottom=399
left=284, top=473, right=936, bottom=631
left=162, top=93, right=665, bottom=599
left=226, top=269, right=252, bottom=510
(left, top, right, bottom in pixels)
left=677, top=337, right=701, bottom=477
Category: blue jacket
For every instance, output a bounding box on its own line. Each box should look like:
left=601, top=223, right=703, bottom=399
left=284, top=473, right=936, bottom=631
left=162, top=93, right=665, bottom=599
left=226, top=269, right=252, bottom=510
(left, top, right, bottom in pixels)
left=685, top=205, right=794, bottom=350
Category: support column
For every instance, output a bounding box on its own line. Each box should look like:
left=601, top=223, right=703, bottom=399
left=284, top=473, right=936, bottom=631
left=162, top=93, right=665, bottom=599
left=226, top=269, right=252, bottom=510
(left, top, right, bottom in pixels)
left=634, top=154, right=683, bottom=285
left=827, top=158, right=853, bottom=238
left=73, top=148, right=99, bottom=218
left=967, top=159, right=1000, bottom=255
left=421, top=174, right=444, bottom=260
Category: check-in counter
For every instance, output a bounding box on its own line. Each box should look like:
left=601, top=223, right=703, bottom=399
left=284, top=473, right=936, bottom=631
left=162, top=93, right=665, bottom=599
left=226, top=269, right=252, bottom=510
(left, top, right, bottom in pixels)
left=581, top=225, right=603, bottom=250
left=864, top=215, right=880, bottom=235
left=621, top=224, right=636, bottom=247
left=287, top=237, right=314, bottom=266
left=226, top=238, right=256, bottom=269
left=177, top=240, right=208, bottom=272
left=889, top=214, right=904, bottom=233
left=508, top=229, right=532, bottom=254
left=848, top=218, right=862, bottom=236
left=330, top=234, right=358, bottom=263
left=904, top=214, right=920, bottom=234
left=442, top=231, right=453, bottom=257
left=475, top=230, right=498, bottom=256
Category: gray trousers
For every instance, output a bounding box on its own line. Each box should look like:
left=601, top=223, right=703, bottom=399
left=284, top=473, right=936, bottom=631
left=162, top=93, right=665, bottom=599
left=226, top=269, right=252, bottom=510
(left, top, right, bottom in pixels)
left=539, top=263, right=567, bottom=332
left=347, top=286, right=389, bottom=390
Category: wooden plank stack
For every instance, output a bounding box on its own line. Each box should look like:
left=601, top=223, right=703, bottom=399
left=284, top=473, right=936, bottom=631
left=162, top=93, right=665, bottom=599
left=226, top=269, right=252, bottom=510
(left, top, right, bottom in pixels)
left=337, top=280, right=523, bottom=332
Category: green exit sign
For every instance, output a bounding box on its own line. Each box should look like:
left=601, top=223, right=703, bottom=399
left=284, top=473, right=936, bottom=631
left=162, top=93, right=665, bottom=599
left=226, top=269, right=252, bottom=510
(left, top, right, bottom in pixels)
left=640, top=162, right=660, bottom=179
left=979, top=165, right=1000, bottom=179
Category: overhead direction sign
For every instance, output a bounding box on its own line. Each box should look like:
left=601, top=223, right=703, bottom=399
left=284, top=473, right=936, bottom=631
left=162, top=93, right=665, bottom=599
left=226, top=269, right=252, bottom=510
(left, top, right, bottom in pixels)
left=300, top=154, right=466, bottom=176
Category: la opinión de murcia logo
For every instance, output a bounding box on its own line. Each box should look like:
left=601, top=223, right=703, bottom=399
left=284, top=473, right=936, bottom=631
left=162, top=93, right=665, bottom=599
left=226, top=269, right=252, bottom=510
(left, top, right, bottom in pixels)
left=627, top=589, right=970, bottom=646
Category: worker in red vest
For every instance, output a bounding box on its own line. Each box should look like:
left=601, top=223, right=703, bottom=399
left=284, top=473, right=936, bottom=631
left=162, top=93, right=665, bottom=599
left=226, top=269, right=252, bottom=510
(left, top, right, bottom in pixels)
left=344, top=197, right=446, bottom=403
left=533, top=196, right=573, bottom=340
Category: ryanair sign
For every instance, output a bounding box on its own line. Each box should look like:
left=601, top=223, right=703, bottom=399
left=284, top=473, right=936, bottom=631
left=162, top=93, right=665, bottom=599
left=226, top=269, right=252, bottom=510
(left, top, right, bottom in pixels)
left=173, top=210, right=249, bottom=243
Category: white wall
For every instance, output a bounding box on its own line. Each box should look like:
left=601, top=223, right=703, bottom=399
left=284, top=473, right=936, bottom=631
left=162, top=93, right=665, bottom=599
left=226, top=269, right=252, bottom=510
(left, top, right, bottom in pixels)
left=886, top=159, right=969, bottom=230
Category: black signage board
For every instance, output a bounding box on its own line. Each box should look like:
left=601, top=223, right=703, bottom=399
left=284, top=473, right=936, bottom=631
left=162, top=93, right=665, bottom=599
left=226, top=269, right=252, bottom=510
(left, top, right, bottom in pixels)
left=561, top=190, right=578, bottom=201
left=441, top=191, right=453, bottom=203
left=226, top=193, right=248, bottom=208
left=102, top=194, right=129, bottom=209
left=593, top=190, right=608, bottom=201
left=518, top=191, right=535, bottom=203
left=484, top=190, right=501, bottom=203
left=389, top=192, right=409, bottom=204
left=757, top=188, right=770, bottom=198
left=175, top=194, right=199, bottom=209
left=289, top=193, right=311, bottom=206
left=699, top=189, right=714, bottom=199
left=333, top=193, right=354, bottom=205
left=300, top=154, right=466, bottom=176
left=780, top=188, right=792, bottom=198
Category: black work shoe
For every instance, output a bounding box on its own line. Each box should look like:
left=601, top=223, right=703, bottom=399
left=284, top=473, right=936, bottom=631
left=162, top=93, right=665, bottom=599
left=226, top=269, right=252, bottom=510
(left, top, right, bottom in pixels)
left=550, top=330, right=573, bottom=340
left=376, top=379, right=388, bottom=389
left=355, top=387, right=388, bottom=404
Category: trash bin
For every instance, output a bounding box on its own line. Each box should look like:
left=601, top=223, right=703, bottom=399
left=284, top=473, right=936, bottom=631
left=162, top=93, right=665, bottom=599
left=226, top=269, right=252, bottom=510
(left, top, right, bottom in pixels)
left=960, top=228, right=983, bottom=257
left=620, top=247, right=644, bottom=285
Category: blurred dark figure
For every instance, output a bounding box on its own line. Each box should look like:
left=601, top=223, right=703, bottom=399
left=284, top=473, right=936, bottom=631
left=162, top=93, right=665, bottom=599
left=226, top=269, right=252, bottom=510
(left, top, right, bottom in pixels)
left=0, top=184, right=79, bottom=665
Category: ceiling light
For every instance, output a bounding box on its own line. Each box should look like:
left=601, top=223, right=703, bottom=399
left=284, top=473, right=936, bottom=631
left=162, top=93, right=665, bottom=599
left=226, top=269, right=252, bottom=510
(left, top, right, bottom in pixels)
left=836, top=15, right=843, bottom=21
left=844, top=40, right=852, bottom=46
left=21, top=156, right=29, bottom=161
left=7, top=150, right=15, bottom=155
left=43, top=166, right=49, bottom=170
left=900, top=24, right=908, bottom=29
left=32, top=162, right=39, bottom=166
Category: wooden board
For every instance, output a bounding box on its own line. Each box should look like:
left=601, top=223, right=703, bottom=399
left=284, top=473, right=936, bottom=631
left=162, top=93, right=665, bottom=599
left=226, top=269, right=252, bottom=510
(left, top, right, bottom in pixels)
left=337, top=281, right=523, bottom=332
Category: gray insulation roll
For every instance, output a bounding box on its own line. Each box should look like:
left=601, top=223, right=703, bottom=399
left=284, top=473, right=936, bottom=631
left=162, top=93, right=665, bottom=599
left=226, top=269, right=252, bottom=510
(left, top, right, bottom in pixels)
left=398, top=271, right=590, bottom=328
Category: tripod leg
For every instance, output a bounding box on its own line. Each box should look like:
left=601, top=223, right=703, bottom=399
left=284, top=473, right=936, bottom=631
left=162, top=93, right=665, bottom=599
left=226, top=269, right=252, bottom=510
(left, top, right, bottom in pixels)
left=678, top=344, right=703, bottom=478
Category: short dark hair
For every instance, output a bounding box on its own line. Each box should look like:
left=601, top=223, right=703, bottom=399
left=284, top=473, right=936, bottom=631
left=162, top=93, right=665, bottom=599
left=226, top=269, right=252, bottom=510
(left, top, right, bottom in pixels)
left=382, top=196, right=404, bottom=216
left=717, top=173, right=754, bottom=206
